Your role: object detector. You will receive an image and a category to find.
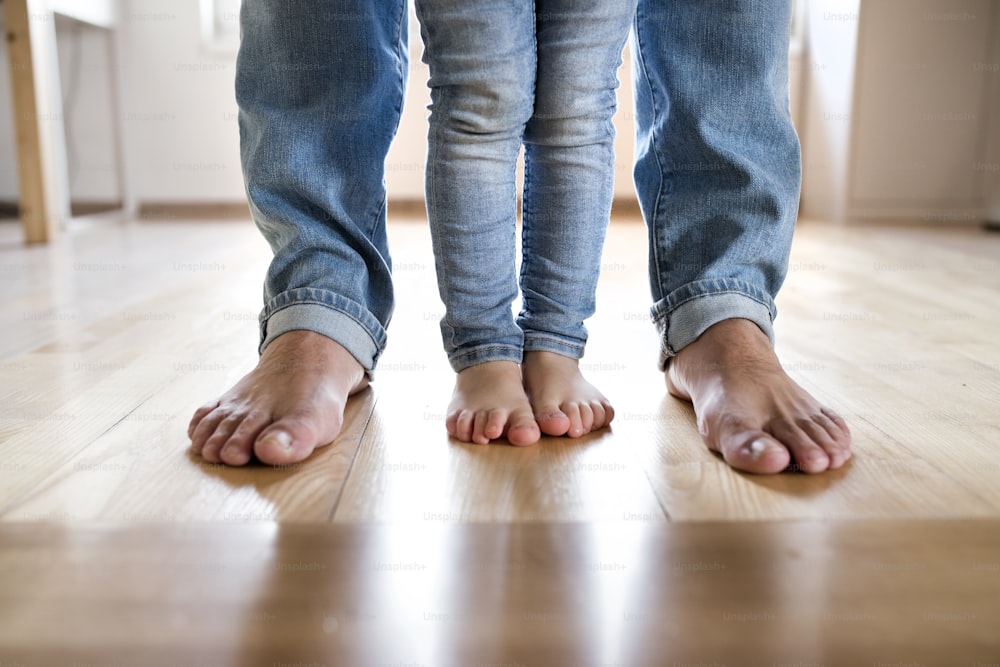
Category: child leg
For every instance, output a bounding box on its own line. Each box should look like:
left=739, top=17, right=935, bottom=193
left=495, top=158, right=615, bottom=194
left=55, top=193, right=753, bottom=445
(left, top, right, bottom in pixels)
left=519, top=0, right=636, bottom=436
left=415, top=0, right=539, bottom=445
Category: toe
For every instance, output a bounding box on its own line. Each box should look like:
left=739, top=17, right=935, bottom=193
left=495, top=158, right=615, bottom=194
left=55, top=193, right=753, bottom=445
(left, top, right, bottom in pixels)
left=201, top=413, right=251, bottom=463
left=721, top=434, right=792, bottom=474
left=188, top=401, right=219, bottom=439
left=445, top=412, right=459, bottom=438
left=571, top=402, right=594, bottom=438
left=219, top=440, right=253, bottom=466
left=819, top=407, right=853, bottom=466
left=535, top=404, right=570, bottom=436
left=200, top=429, right=235, bottom=464
left=806, top=413, right=852, bottom=469
left=253, top=428, right=297, bottom=465
left=506, top=409, right=540, bottom=447
left=484, top=409, right=508, bottom=442
left=453, top=411, right=475, bottom=442
left=219, top=412, right=271, bottom=467
left=822, top=406, right=852, bottom=440
left=563, top=402, right=585, bottom=438
left=472, top=410, right=494, bottom=445
left=189, top=407, right=229, bottom=458
left=600, top=400, right=615, bottom=428
left=771, top=419, right=831, bottom=474
left=254, top=416, right=328, bottom=466
left=589, top=400, right=608, bottom=431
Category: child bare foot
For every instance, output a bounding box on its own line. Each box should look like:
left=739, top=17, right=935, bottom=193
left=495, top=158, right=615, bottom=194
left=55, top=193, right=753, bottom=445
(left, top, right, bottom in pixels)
left=521, top=351, right=615, bottom=437
left=188, top=330, right=368, bottom=466
left=446, top=361, right=541, bottom=446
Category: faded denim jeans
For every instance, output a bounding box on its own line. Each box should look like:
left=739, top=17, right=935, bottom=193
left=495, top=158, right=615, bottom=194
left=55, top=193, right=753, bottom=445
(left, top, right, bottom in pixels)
left=414, top=0, right=636, bottom=371
left=236, top=0, right=800, bottom=373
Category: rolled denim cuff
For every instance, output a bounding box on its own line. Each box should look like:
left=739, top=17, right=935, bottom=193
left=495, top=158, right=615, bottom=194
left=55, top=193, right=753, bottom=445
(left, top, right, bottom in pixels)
left=259, top=288, right=387, bottom=373
left=522, top=331, right=586, bottom=361
left=448, top=344, right=523, bottom=373
left=652, top=278, right=776, bottom=371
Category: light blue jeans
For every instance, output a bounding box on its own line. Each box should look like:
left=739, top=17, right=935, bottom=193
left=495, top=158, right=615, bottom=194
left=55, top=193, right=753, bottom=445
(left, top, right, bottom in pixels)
left=236, top=0, right=408, bottom=371
left=236, top=0, right=799, bottom=373
left=414, top=0, right=636, bottom=372
left=633, top=0, right=800, bottom=368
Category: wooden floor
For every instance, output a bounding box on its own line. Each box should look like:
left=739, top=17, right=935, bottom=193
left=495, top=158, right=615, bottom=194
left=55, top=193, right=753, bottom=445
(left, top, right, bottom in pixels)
left=2, top=519, right=998, bottom=665
left=1, top=213, right=999, bottom=663
left=2, top=214, right=999, bottom=523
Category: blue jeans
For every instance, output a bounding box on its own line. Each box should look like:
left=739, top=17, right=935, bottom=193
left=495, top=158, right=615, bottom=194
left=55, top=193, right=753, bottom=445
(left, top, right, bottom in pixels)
left=236, top=0, right=799, bottom=373
left=632, top=0, right=800, bottom=369
left=414, top=0, right=636, bottom=372
left=236, top=0, right=408, bottom=370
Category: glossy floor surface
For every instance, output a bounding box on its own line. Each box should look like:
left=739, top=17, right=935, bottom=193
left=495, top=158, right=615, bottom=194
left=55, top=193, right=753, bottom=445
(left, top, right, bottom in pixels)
left=1, top=214, right=999, bottom=664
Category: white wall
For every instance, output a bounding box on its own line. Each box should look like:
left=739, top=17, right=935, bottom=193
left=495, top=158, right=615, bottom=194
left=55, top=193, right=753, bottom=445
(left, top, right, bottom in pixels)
left=119, top=0, right=244, bottom=202
left=0, top=0, right=841, bottom=211
left=1, top=1, right=640, bottom=206
left=799, top=0, right=862, bottom=222
left=801, top=0, right=1000, bottom=222
left=0, top=1, right=243, bottom=205
left=851, top=0, right=995, bottom=220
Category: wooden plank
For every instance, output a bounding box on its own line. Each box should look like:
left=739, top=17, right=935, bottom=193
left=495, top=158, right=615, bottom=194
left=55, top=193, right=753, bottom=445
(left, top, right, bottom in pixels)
left=0, top=225, right=275, bottom=512
left=0, top=336, right=376, bottom=523
left=770, top=222, right=1000, bottom=510
left=0, top=219, right=370, bottom=522
left=0, top=520, right=997, bottom=665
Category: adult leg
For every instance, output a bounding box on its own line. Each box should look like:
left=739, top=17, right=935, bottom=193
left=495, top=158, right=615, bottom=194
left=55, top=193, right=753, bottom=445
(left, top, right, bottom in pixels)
left=415, top=0, right=539, bottom=445
left=188, top=0, right=409, bottom=466
left=632, top=0, right=851, bottom=473
left=518, top=0, right=635, bottom=437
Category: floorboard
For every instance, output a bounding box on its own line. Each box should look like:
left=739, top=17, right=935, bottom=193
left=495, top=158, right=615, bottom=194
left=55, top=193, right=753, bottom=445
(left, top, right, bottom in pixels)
left=1, top=520, right=997, bottom=666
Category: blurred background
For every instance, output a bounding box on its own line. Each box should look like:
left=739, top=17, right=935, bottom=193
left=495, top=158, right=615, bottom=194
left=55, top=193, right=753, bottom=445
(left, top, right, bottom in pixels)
left=0, top=0, right=998, bottom=237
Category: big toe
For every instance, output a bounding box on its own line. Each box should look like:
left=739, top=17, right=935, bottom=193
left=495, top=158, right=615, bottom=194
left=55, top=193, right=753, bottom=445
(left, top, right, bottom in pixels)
left=254, top=419, right=329, bottom=466
left=506, top=410, right=541, bottom=447
left=722, top=435, right=792, bottom=475
left=534, top=405, right=570, bottom=437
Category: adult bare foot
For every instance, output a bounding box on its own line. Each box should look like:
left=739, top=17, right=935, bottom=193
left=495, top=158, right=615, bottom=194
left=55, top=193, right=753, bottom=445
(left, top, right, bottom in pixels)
left=522, top=351, right=615, bottom=437
left=188, top=330, right=368, bottom=466
left=446, top=361, right=540, bottom=446
left=666, top=318, right=851, bottom=474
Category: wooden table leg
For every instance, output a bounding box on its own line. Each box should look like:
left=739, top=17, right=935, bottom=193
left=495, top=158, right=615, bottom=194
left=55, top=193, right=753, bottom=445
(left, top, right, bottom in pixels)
left=3, top=0, right=70, bottom=243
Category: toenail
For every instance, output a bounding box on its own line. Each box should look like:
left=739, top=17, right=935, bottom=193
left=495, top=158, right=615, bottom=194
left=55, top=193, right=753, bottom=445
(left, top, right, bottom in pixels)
left=749, top=439, right=773, bottom=460
left=262, top=430, right=293, bottom=453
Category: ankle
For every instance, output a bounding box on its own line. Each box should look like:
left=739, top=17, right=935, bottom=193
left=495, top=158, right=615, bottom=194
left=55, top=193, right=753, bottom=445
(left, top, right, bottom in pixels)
left=523, top=350, right=579, bottom=369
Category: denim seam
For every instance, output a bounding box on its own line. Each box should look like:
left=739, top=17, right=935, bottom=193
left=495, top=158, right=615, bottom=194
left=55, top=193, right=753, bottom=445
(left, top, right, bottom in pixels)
left=363, top=0, right=407, bottom=247
left=519, top=11, right=539, bottom=304
left=449, top=344, right=523, bottom=370
left=632, top=7, right=667, bottom=304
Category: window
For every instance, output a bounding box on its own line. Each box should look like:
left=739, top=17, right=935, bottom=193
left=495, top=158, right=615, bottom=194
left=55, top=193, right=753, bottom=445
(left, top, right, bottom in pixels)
left=199, top=0, right=240, bottom=53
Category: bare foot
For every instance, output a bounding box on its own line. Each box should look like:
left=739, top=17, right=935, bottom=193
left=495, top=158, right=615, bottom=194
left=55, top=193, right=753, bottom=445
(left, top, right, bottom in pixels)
left=521, top=351, right=615, bottom=437
left=666, top=319, right=851, bottom=475
left=187, top=330, right=368, bottom=466
left=446, top=361, right=540, bottom=446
